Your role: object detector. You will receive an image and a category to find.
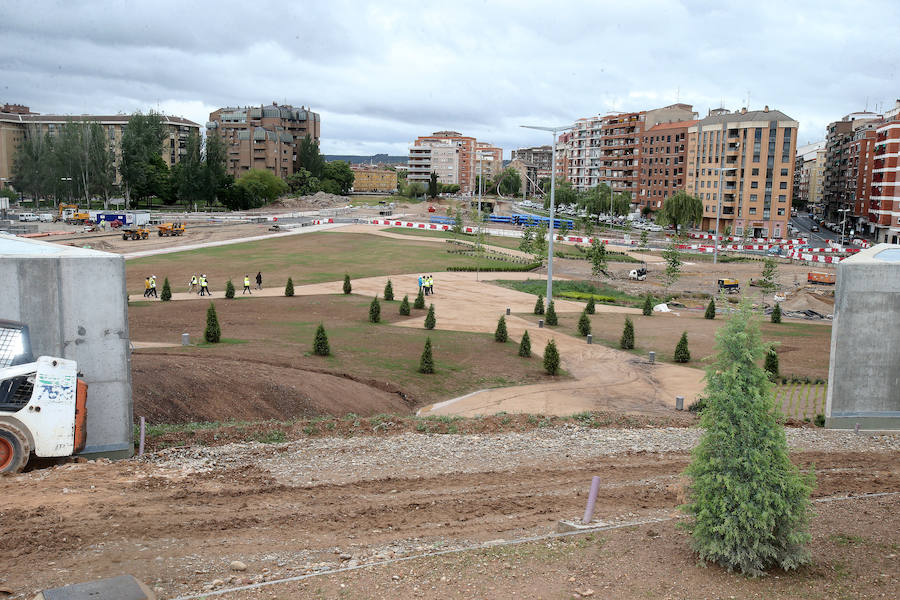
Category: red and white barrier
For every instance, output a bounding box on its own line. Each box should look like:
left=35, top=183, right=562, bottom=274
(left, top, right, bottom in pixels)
left=687, top=233, right=807, bottom=245
left=310, top=218, right=335, bottom=225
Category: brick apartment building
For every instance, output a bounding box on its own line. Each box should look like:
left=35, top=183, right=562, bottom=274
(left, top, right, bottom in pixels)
left=350, top=165, right=397, bottom=193
left=793, top=141, right=826, bottom=211
left=510, top=145, right=553, bottom=179
left=0, top=104, right=200, bottom=188
left=685, top=106, right=798, bottom=239
left=206, top=103, right=320, bottom=179
left=822, top=111, right=881, bottom=223
left=638, top=119, right=697, bottom=211
left=407, top=132, right=501, bottom=194
left=871, top=119, right=900, bottom=244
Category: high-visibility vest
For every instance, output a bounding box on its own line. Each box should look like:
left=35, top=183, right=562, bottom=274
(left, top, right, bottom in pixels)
left=244, top=277, right=250, bottom=287
left=191, top=276, right=197, bottom=284
left=201, top=278, right=208, bottom=287
left=150, top=278, right=156, bottom=288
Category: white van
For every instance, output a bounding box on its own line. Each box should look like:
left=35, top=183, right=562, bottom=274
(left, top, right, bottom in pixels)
left=39, top=213, right=55, bottom=222
left=18, top=212, right=39, bottom=222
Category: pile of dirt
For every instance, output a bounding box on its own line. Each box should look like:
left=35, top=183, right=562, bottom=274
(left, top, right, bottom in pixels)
left=780, top=289, right=835, bottom=315
left=268, top=191, right=349, bottom=210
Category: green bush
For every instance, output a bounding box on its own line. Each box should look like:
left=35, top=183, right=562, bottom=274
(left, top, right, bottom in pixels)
left=313, top=324, right=330, bottom=356
left=543, top=339, right=560, bottom=375
left=343, top=273, right=352, bottom=295
left=495, top=315, right=508, bottom=342
left=518, top=330, right=531, bottom=357
left=771, top=302, right=782, bottom=324
left=674, top=331, right=690, bottom=363
left=682, top=303, right=813, bottom=576
left=414, top=288, right=426, bottom=309
left=204, top=302, right=221, bottom=343
left=577, top=310, right=591, bottom=337
left=585, top=296, right=595, bottom=314
left=445, top=262, right=541, bottom=272
left=642, top=294, right=653, bottom=316
left=419, top=337, right=435, bottom=374
left=557, top=291, right=620, bottom=304
left=369, top=296, right=381, bottom=323
left=399, top=295, right=411, bottom=315
left=620, top=316, right=634, bottom=350
left=383, top=279, right=394, bottom=301
left=225, top=279, right=235, bottom=299
left=814, top=414, right=825, bottom=428
left=545, top=300, right=558, bottom=326
left=704, top=298, right=716, bottom=320
left=765, top=347, right=779, bottom=379
left=160, top=277, right=172, bottom=302
left=534, top=294, right=545, bottom=315
left=285, top=277, right=294, bottom=297
left=424, top=304, right=436, bottom=330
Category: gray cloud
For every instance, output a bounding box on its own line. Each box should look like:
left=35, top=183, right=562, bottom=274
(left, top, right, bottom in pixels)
left=1, top=0, right=897, bottom=156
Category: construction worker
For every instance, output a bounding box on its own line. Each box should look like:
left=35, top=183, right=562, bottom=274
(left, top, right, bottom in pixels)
left=149, top=275, right=158, bottom=298
left=189, top=274, right=198, bottom=293
left=143, top=277, right=151, bottom=298
left=427, top=275, right=433, bottom=295
left=255, top=271, right=263, bottom=290
left=418, top=275, right=424, bottom=294
left=199, top=274, right=209, bottom=296
left=243, top=274, right=252, bottom=295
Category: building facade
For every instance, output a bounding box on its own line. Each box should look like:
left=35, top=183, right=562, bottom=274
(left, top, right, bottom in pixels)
left=638, top=119, right=696, bottom=211
left=507, top=158, right=540, bottom=198
left=822, top=111, right=881, bottom=222
left=408, top=140, right=459, bottom=188
left=350, top=166, right=397, bottom=193
left=793, top=141, right=826, bottom=212
left=475, top=142, right=503, bottom=184
left=870, top=119, right=900, bottom=244
left=407, top=131, right=501, bottom=194
left=510, top=145, right=553, bottom=179
left=0, top=105, right=201, bottom=188
left=685, top=106, right=798, bottom=238
left=207, top=103, right=320, bottom=179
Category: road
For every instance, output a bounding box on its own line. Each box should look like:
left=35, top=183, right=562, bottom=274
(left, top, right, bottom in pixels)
left=790, top=213, right=843, bottom=245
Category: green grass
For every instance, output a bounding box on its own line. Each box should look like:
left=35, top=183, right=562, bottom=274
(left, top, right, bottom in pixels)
left=196, top=338, right=248, bottom=348
left=774, top=382, right=827, bottom=421
left=494, top=278, right=646, bottom=307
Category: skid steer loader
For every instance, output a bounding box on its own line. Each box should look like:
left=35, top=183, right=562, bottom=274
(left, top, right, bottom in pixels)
left=0, top=320, right=87, bottom=473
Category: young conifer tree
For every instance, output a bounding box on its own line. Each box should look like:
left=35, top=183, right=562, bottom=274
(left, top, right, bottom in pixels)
left=369, top=296, right=381, bottom=323
left=543, top=339, right=560, bottom=375
left=577, top=310, right=591, bottom=337
left=704, top=298, right=716, bottom=319
left=642, top=294, right=653, bottom=316
left=674, top=331, right=690, bottom=363
left=424, top=304, right=436, bottom=330
left=384, top=279, right=394, bottom=301
left=419, top=337, right=435, bottom=373
left=495, top=315, right=508, bottom=342
left=204, top=302, right=221, bottom=343
left=399, top=294, right=411, bottom=315
left=585, top=296, right=595, bottom=315
left=545, top=300, right=558, bottom=326
left=313, top=324, right=330, bottom=356
left=534, top=294, right=545, bottom=315
left=620, top=316, right=634, bottom=349
left=343, top=273, right=352, bottom=295
left=518, top=330, right=532, bottom=357
left=285, top=277, right=294, bottom=297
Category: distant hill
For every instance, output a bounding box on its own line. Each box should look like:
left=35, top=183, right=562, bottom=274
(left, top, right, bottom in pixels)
left=325, top=153, right=407, bottom=165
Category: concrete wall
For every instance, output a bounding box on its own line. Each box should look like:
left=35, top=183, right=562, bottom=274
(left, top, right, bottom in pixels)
left=826, top=244, right=900, bottom=429
left=0, top=235, right=132, bottom=457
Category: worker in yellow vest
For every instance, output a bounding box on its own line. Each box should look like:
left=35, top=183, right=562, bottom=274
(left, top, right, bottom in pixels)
left=199, top=274, right=210, bottom=296
left=189, top=274, right=198, bottom=293
left=243, top=274, right=252, bottom=295
left=143, top=277, right=151, bottom=298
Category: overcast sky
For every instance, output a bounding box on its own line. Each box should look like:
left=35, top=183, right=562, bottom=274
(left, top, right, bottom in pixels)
left=2, top=0, right=897, bottom=157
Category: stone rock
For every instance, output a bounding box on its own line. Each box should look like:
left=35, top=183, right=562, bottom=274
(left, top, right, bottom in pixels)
left=230, top=560, right=248, bottom=572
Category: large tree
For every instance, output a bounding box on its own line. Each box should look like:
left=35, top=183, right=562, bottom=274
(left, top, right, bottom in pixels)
left=428, top=171, right=439, bottom=199
left=497, top=167, right=521, bottom=196
left=171, top=130, right=203, bottom=206
left=201, top=132, right=229, bottom=207
left=322, top=160, right=354, bottom=195
left=657, top=190, right=702, bottom=235
left=120, top=112, right=166, bottom=208
left=297, top=134, right=325, bottom=178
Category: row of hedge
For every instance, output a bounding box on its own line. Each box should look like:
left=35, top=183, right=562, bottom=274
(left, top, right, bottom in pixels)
left=446, top=262, right=541, bottom=272
left=558, top=291, right=621, bottom=304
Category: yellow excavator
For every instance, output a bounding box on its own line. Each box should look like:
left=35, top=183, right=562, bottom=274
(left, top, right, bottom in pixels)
left=57, top=204, right=91, bottom=224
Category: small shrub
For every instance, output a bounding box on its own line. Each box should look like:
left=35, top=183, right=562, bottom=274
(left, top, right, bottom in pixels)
left=419, top=337, right=435, bottom=374
left=771, top=302, right=782, bottom=324
left=399, top=294, right=411, bottom=315
left=225, top=279, right=235, bottom=299
left=495, top=315, right=508, bottom=342
left=204, top=302, right=221, bottom=343
left=688, top=396, right=707, bottom=413
left=765, top=347, right=779, bottom=379
left=384, top=279, right=394, bottom=301
left=814, top=414, right=825, bottom=428
left=369, top=296, right=381, bottom=323
left=577, top=310, right=591, bottom=337
left=313, top=324, right=330, bottom=356
left=285, top=277, right=294, bottom=297
left=642, top=294, right=653, bottom=316
left=518, top=330, right=531, bottom=357
left=543, top=339, right=560, bottom=375
left=414, top=288, right=426, bottom=309
left=343, top=273, right=352, bottom=295
left=585, top=296, right=595, bottom=314
left=704, top=298, right=716, bottom=320
left=545, top=300, right=558, bottom=326
left=424, top=304, right=436, bottom=330
left=160, top=277, right=172, bottom=301
left=534, top=294, right=545, bottom=315
left=620, top=316, right=634, bottom=350
left=674, top=331, right=691, bottom=363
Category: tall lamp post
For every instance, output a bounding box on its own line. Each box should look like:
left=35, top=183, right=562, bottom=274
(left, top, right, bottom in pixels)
left=837, top=207, right=850, bottom=247
left=521, top=124, right=572, bottom=302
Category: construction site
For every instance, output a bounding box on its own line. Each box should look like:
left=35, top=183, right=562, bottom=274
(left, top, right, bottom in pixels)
left=2, top=196, right=899, bottom=600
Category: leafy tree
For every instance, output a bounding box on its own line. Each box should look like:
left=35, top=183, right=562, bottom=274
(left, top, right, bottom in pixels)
left=545, top=300, right=558, bottom=326
left=384, top=279, right=394, bottom=301
left=322, top=161, right=354, bottom=195
left=771, top=302, right=782, bottom=324
left=578, top=311, right=591, bottom=337
left=765, top=347, right=779, bottom=379
left=414, top=288, right=426, bottom=309
left=399, top=295, right=411, bottom=315
left=424, top=304, right=436, bottom=330
left=543, top=178, right=578, bottom=209
left=428, top=171, right=439, bottom=199
left=343, top=274, right=352, bottom=294
left=297, top=134, right=325, bottom=178
left=172, top=130, right=203, bottom=206
left=590, top=238, right=607, bottom=278
left=639, top=229, right=649, bottom=249
left=705, top=298, right=716, bottom=320
left=452, top=208, right=464, bottom=234
left=642, top=294, right=653, bottom=316
left=120, top=111, right=166, bottom=208
left=285, top=277, right=294, bottom=297
left=580, top=183, right=610, bottom=216
left=534, top=294, right=545, bottom=315
left=12, top=124, right=53, bottom=203
left=369, top=296, right=381, bottom=323
left=236, top=169, right=288, bottom=203
left=585, top=296, right=595, bottom=315
left=497, top=167, right=521, bottom=196
left=201, top=132, right=229, bottom=206
left=313, top=324, right=330, bottom=356
left=285, top=168, right=318, bottom=195
left=674, top=331, right=691, bottom=363
left=662, top=241, right=682, bottom=293
left=204, top=302, right=221, bottom=343
left=225, top=279, right=235, bottom=299
left=682, top=304, right=812, bottom=576
left=582, top=217, right=594, bottom=238
left=495, top=316, right=508, bottom=342
left=419, top=337, right=435, bottom=374
left=519, top=226, right=535, bottom=253
left=657, top=190, right=702, bottom=236
left=543, top=339, right=560, bottom=375
left=160, top=277, right=172, bottom=302
left=518, top=330, right=532, bottom=357
left=533, top=222, right=548, bottom=260
left=760, top=258, right=779, bottom=294
left=557, top=220, right=570, bottom=239
left=620, top=316, right=634, bottom=349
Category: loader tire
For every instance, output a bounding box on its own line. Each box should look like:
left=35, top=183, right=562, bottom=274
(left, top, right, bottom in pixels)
left=0, top=424, right=30, bottom=474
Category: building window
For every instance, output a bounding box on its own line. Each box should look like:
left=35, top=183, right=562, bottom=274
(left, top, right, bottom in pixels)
left=777, top=208, right=785, bottom=216
left=779, top=181, right=787, bottom=189
left=781, top=168, right=788, bottom=176
left=749, top=207, right=757, bottom=214
left=751, top=181, right=758, bottom=189
left=778, top=195, right=786, bottom=202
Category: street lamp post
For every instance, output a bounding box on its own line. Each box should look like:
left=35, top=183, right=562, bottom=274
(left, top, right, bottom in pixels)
left=838, top=207, right=850, bottom=247
left=60, top=176, right=73, bottom=207
left=522, top=124, right=572, bottom=302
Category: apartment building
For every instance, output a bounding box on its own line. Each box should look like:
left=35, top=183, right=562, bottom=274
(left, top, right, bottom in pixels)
left=556, top=131, right=572, bottom=184
left=685, top=106, right=798, bottom=238
left=0, top=105, right=200, bottom=188
left=475, top=142, right=503, bottom=183
left=507, top=157, right=540, bottom=197
left=793, top=141, right=826, bottom=211
left=206, top=103, right=320, bottom=179
left=870, top=119, right=900, bottom=244
left=638, top=119, right=697, bottom=211
left=350, top=166, right=397, bottom=193
left=822, top=111, right=881, bottom=222
left=408, top=140, right=460, bottom=188
left=407, top=131, right=502, bottom=194
left=510, top=145, right=553, bottom=179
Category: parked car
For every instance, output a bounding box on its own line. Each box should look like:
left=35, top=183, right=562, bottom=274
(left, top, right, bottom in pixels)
left=811, top=225, right=820, bottom=232
left=38, top=213, right=54, bottom=222
left=18, top=212, right=39, bottom=222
